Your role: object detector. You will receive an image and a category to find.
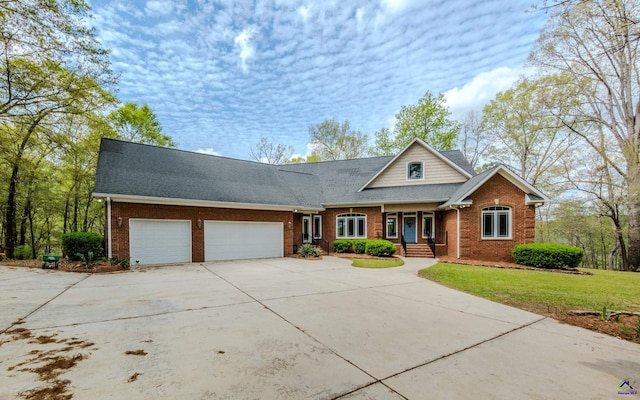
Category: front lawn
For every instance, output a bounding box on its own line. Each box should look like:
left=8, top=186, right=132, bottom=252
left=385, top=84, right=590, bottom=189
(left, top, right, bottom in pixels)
left=420, top=263, right=640, bottom=313
left=351, top=258, right=404, bottom=268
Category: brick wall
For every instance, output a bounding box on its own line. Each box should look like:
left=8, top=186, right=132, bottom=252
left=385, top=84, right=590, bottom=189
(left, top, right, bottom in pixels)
left=456, top=174, right=536, bottom=262
left=109, top=202, right=294, bottom=262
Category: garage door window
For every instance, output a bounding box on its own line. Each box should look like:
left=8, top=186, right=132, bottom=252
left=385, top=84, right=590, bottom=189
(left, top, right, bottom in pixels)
left=336, top=213, right=366, bottom=238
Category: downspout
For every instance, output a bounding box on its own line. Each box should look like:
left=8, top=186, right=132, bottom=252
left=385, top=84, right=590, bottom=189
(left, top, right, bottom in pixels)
left=106, top=197, right=112, bottom=259
left=456, top=206, right=460, bottom=259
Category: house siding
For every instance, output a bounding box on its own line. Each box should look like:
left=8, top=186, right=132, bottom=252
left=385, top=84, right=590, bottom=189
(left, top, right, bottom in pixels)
left=368, top=143, right=468, bottom=188
left=109, top=202, right=294, bottom=262
left=455, top=174, right=536, bottom=262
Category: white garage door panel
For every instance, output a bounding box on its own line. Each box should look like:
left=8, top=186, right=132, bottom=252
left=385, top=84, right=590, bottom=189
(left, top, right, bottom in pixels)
left=205, top=221, right=283, bottom=261
left=129, top=220, right=191, bottom=266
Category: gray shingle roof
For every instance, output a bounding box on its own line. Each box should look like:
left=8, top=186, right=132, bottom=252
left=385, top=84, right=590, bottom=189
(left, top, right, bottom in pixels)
left=94, top=138, right=320, bottom=208
left=94, top=138, right=478, bottom=209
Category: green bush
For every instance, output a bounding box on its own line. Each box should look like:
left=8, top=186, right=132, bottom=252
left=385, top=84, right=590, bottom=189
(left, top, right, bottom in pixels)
left=298, top=243, right=321, bottom=258
left=110, top=257, right=131, bottom=270
left=365, top=240, right=396, bottom=257
left=62, top=232, right=104, bottom=261
left=352, top=239, right=368, bottom=254
left=333, top=239, right=353, bottom=253
left=14, top=245, right=33, bottom=260
left=512, top=243, right=584, bottom=269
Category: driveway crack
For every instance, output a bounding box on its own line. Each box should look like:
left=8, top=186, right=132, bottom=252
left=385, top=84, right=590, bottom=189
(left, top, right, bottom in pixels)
left=1, top=273, right=92, bottom=334
left=203, top=265, right=408, bottom=400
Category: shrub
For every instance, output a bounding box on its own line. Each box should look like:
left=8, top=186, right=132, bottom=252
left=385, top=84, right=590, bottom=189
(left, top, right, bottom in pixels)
left=333, top=239, right=353, bottom=253
left=365, top=240, right=396, bottom=257
left=298, top=243, right=321, bottom=258
left=62, top=232, right=104, bottom=261
left=352, top=239, right=368, bottom=254
left=512, top=243, right=584, bottom=269
left=110, top=257, right=131, bottom=270
left=14, top=245, right=33, bottom=260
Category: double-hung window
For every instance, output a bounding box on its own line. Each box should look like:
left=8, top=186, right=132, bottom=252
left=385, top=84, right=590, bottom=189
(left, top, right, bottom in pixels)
left=482, top=206, right=511, bottom=239
left=336, top=213, right=367, bottom=238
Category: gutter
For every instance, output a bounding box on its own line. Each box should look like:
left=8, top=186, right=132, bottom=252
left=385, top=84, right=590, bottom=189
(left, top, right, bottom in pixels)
left=106, top=197, right=112, bottom=259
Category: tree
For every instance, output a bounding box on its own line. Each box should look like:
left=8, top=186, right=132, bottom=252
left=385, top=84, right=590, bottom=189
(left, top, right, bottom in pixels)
left=373, top=91, right=459, bottom=155
left=108, top=102, right=174, bottom=146
left=287, top=154, right=322, bottom=164
left=249, top=137, right=294, bottom=164
left=308, top=119, right=369, bottom=160
left=459, top=110, right=489, bottom=170
left=480, top=76, right=579, bottom=191
left=529, top=0, right=640, bottom=270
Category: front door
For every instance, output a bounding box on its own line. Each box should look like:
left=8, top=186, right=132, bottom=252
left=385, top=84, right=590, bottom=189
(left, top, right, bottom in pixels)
left=403, top=215, right=417, bottom=243
left=302, top=216, right=311, bottom=243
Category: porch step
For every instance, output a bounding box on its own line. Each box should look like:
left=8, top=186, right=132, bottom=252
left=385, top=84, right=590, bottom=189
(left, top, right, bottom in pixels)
left=404, top=243, right=434, bottom=258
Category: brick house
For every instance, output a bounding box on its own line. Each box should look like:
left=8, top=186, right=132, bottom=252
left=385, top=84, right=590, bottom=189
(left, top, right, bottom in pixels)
left=93, top=138, right=548, bottom=265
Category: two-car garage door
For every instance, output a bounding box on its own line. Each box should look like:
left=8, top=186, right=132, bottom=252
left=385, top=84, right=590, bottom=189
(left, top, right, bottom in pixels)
left=129, top=219, right=283, bottom=265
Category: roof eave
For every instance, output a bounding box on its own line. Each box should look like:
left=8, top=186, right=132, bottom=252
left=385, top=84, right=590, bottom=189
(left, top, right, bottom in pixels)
left=92, top=193, right=325, bottom=212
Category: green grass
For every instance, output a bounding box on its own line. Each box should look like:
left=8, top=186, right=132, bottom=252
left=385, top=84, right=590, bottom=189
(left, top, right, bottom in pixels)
left=420, top=263, right=640, bottom=313
left=351, top=258, right=404, bottom=269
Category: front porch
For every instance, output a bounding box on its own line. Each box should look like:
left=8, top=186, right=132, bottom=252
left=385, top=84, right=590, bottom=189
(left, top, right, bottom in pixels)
left=383, top=208, right=449, bottom=258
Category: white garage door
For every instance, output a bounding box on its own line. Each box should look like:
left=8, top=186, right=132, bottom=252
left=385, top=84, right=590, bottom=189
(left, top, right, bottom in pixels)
left=205, top=221, right=283, bottom=261
left=129, top=219, right=192, bottom=266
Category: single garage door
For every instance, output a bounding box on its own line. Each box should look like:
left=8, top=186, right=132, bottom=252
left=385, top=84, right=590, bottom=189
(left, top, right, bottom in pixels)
left=205, top=221, right=283, bottom=261
left=129, top=219, right=192, bottom=266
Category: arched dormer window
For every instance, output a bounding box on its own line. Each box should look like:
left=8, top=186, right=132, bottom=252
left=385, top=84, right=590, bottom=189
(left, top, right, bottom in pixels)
left=336, top=213, right=367, bottom=238
left=482, top=206, right=511, bottom=239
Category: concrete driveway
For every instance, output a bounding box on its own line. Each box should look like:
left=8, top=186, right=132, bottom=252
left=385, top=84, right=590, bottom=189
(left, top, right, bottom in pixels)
left=1, top=257, right=638, bottom=399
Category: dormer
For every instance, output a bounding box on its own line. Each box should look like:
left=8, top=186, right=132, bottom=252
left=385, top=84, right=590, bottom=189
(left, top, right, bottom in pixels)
left=360, top=138, right=473, bottom=191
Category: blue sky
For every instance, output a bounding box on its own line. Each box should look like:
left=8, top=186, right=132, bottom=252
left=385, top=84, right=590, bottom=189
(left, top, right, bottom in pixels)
left=88, top=0, right=549, bottom=160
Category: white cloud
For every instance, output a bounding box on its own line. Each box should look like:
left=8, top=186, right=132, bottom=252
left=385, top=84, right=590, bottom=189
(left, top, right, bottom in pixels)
left=297, top=5, right=312, bottom=22
left=234, top=28, right=256, bottom=73
left=90, top=0, right=549, bottom=160
left=356, top=7, right=365, bottom=31
left=145, top=0, right=174, bottom=16
left=444, top=67, right=527, bottom=117
left=381, top=0, right=412, bottom=13
left=194, top=148, right=221, bottom=156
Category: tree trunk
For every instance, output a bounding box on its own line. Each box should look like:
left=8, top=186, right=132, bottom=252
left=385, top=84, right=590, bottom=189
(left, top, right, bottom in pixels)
left=5, top=163, right=19, bottom=259
left=29, top=204, right=36, bottom=259
left=19, top=194, right=30, bottom=247
left=627, top=164, right=640, bottom=271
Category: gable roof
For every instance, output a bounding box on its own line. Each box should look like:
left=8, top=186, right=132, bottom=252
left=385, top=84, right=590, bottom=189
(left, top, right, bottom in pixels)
left=438, top=164, right=550, bottom=209
left=93, top=138, right=324, bottom=211
left=358, top=138, right=475, bottom=191
left=94, top=138, right=546, bottom=211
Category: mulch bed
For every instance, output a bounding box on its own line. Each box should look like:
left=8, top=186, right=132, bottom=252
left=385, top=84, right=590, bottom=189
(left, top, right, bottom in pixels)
left=1, top=259, right=126, bottom=273
left=437, top=256, right=591, bottom=274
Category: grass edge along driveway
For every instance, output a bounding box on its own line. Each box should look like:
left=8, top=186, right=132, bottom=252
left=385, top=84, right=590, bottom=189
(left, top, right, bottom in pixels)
left=419, top=263, right=640, bottom=314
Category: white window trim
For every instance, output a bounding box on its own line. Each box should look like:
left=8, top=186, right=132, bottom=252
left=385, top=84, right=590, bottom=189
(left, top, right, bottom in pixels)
left=422, top=212, right=435, bottom=239
left=481, top=206, right=512, bottom=240
left=406, top=161, right=425, bottom=181
left=302, top=215, right=312, bottom=243
left=386, top=213, right=398, bottom=239
left=336, top=213, right=367, bottom=239
left=313, top=215, right=322, bottom=239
